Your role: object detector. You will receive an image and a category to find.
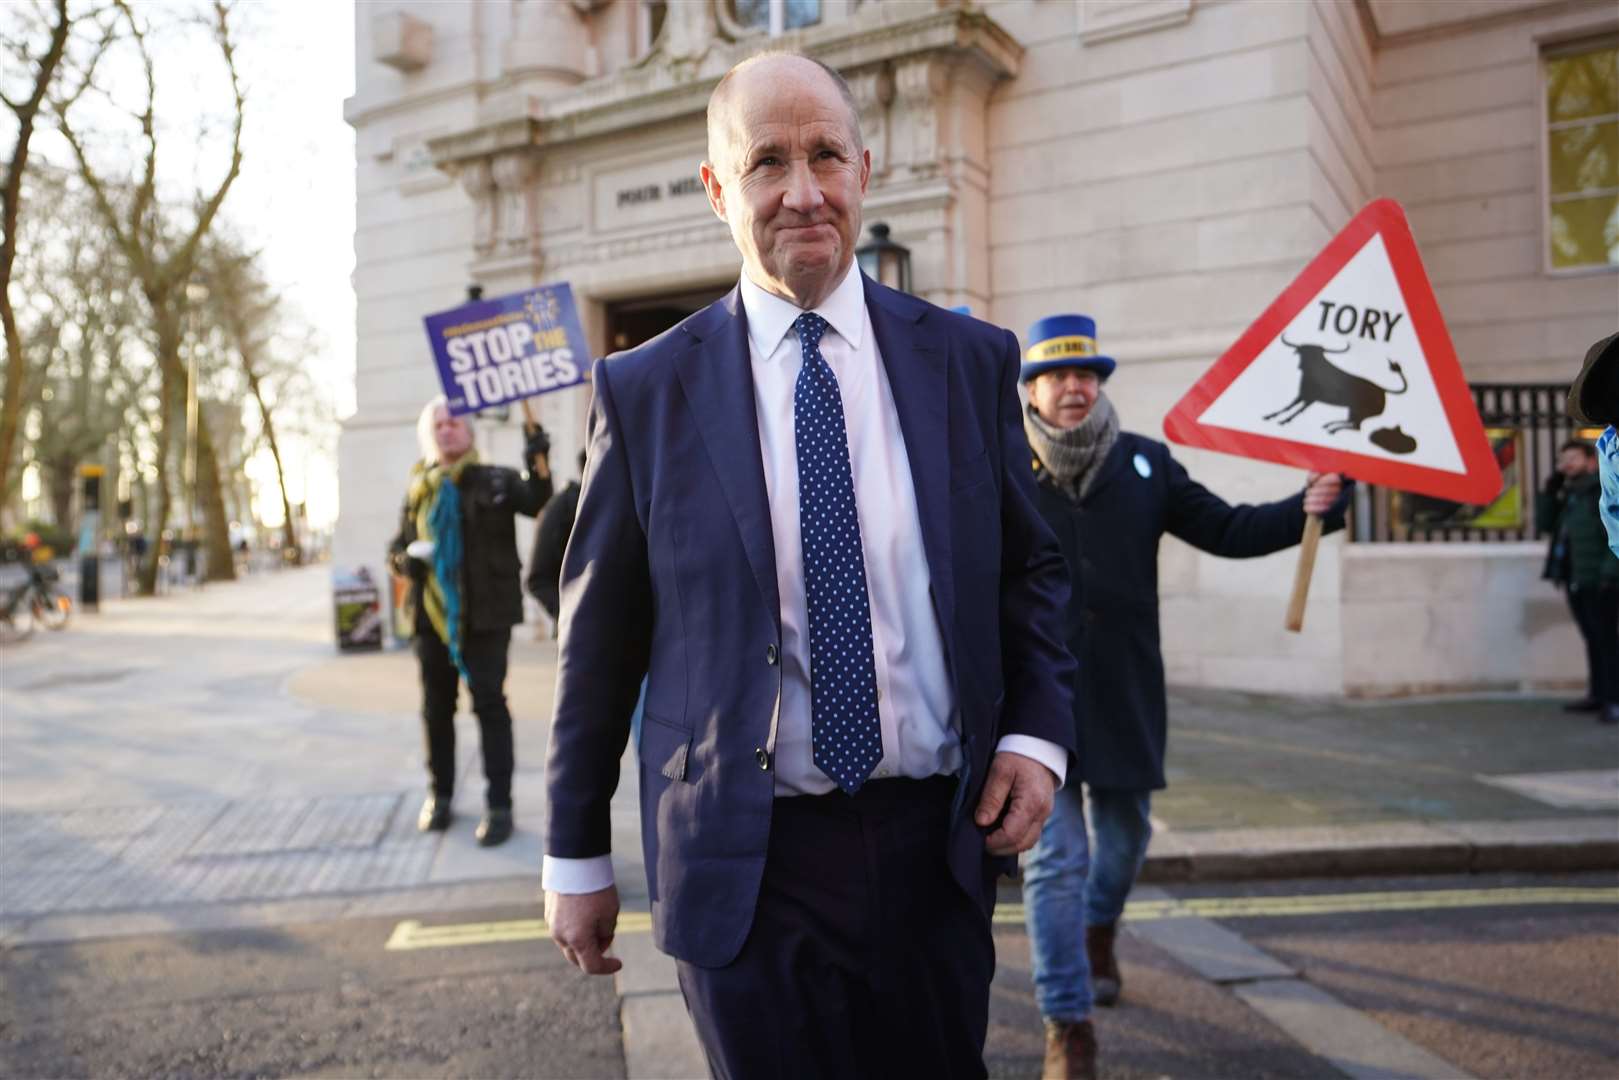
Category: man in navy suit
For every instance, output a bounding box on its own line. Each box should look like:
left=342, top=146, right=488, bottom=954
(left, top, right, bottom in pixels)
left=543, top=52, right=1077, bottom=1078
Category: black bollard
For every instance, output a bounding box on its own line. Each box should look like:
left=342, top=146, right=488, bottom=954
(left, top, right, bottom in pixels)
left=78, top=465, right=103, bottom=612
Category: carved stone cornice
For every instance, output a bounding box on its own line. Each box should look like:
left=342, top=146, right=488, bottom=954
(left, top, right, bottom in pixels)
left=425, top=5, right=1021, bottom=167
left=424, top=3, right=1023, bottom=285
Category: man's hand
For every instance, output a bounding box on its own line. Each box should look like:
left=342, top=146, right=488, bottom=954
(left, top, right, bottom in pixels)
left=974, top=751, right=1057, bottom=856
left=544, top=885, right=622, bottom=975
left=1303, top=471, right=1343, bottom=516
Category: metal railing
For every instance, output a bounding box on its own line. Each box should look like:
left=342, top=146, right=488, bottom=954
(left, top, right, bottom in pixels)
left=1353, top=382, right=1584, bottom=544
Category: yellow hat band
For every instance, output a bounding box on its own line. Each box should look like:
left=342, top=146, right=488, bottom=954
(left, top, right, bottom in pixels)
left=1027, top=335, right=1098, bottom=363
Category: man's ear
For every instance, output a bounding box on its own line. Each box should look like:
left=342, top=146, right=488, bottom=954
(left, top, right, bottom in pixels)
left=858, top=147, right=872, bottom=196
left=700, top=161, right=727, bottom=223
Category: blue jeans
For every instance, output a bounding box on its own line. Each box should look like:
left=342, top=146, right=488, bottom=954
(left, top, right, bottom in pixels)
left=1022, top=785, right=1153, bottom=1022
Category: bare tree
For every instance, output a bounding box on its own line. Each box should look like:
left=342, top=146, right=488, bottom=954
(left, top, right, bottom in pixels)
left=202, top=239, right=301, bottom=562
left=11, top=165, right=150, bottom=529
left=0, top=0, right=83, bottom=516
left=53, top=0, right=244, bottom=591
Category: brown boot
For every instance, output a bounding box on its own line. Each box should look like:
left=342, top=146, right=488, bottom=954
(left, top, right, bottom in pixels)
left=1042, top=1018, right=1098, bottom=1080
left=1087, top=922, right=1121, bottom=1006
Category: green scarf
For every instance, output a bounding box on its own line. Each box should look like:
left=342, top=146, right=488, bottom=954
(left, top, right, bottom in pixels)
left=408, top=451, right=478, bottom=665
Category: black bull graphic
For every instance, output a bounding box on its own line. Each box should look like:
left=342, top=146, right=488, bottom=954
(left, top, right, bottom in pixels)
left=1264, top=336, right=1410, bottom=434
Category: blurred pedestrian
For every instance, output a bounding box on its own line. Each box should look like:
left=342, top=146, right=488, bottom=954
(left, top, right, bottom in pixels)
left=388, top=396, right=553, bottom=846
left=1017, top=314, right=1351, bottom=1079
left=1538, top=438, right=1618, bottom=724
left=525, top=449, right=586, bottom=624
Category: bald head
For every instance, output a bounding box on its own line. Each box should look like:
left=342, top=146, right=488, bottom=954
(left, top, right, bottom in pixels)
left=697, top=50, right=872, bottom=309
left=706, top=53, right=863, bottom=177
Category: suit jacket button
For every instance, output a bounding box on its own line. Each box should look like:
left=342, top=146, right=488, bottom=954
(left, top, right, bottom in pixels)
left=755, top=747, right=770, bottom=770
left=766, top=644, right=779, bottom=666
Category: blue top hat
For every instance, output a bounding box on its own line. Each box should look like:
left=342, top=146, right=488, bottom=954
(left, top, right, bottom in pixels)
left=1020, top=314, right=1116, bottom=383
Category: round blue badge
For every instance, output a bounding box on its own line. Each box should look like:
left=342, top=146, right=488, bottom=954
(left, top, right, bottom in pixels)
left=1133, top=453, right=1152, bottom=479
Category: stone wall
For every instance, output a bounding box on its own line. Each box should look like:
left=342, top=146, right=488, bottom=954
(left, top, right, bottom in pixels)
left=981, top=0, right=1350, bottom=693
left=1374, top=1, right=1618, bottom=385
left=1340, top=543, right=1584, bottom=696
left=340, top=0, right=1613, bottom=693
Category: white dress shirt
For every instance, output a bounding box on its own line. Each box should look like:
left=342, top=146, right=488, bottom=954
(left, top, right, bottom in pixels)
left=542, top=266, right=1065, bottom=893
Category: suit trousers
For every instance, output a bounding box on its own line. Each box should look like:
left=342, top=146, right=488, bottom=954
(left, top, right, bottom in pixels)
left=675, top=776, right=995, bottom=1080
left=414, top=608, right=514, bottom=809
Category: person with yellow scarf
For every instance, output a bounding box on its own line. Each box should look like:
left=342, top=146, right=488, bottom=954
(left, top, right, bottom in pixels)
left=389, top=395, right=554, bottom=846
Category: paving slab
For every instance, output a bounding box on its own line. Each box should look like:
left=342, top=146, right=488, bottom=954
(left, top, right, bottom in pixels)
left=1127, top=916, right=1297, bottom=984
left=1233, top=978, right=1475, bottom=1080
left=613, top=931, right=706, bottom=1080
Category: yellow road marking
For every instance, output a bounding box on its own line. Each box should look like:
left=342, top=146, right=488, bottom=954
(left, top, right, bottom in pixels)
left=385, top=887, right=1618, bottom=951
left=993, top=887, right=1619, bottom=925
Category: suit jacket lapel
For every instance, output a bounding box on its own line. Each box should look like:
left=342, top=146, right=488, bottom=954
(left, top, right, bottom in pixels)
left=674, top=287, right=781, bottom=630
left=864, top=277, right=957, bottom=654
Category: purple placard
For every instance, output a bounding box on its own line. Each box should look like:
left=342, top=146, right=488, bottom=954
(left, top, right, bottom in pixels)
left=423, top=283, right=590, bottom=416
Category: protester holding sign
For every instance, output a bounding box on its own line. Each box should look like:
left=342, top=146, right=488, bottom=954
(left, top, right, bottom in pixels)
left=1017, top=314, right=1350, bottom=1079
left=388, top=396, right=553, bottom=847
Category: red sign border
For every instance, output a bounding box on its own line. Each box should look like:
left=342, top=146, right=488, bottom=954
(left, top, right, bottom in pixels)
left=1162, top=199, right=1503, bottom=505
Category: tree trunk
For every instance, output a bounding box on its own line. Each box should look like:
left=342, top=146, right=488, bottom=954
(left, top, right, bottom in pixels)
left=243, top=365, right=298, bottom=564
left=195, top=413, right=235, bottom=581
left=138, top=321, right=181, bottom=596
left=0, top=0, right=73, bottom=511
left=46, top=455, right=76, bottom=532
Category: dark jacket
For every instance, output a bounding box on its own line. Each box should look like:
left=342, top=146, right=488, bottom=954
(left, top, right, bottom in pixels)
left=526, top=480, right=581, bottom=619
left=389, top=462, right=552, bottom=635
left=545, top=279, right=1075, bottom=968
left=1538, top=471, right=1619, bottom=591
left=1032, top=431, right=1349, bottom=791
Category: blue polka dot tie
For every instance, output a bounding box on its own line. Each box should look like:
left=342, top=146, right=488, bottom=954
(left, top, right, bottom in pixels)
left=792, top=312, right=882, bottom=794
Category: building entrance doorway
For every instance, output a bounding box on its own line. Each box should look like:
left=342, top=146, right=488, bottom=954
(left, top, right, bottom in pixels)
left=604, top=285, right=730, bottom=354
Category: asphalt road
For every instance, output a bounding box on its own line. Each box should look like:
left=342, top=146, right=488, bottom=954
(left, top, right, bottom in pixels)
left=1208, top=872, right=1619, bottom=1080
left=0, top=901, right=624, bottom=1080
left=3, top=872, right=1613, bottom=1079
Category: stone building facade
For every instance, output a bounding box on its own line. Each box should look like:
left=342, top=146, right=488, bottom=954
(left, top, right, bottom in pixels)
left=342, top=0, right=1618, bottom=695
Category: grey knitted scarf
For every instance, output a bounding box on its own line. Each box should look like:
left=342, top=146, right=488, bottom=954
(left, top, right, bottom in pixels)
left=1023, top=391, right=1120, bottom=500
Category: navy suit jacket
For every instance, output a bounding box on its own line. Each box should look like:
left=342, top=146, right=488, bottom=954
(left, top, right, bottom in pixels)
left=545, top=274, right=1076, bottom=968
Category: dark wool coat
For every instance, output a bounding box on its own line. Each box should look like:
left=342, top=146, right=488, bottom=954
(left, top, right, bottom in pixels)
left=1538, top=472, right=1619, bottom=591
left=1031, top=431, right=1348, bottom=791
left=525, top=480, right=582, bottom=619
left=389, top=463, right=552, bottom=635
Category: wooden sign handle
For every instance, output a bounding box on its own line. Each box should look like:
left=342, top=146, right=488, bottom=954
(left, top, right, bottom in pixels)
left=1285, top=513, right=1325, bottom=633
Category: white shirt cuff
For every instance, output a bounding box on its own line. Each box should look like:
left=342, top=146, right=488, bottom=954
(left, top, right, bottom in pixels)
left=994, top=734, right=1069, bottom=789
left=541, top=854, right=615, bottom=894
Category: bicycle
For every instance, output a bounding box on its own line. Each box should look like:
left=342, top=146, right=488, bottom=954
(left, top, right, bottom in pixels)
left=0, top=574, right=37, bottom=643
left=0, top=539, right=71, bottom=638
left=26, top=560, right=71, bottom=630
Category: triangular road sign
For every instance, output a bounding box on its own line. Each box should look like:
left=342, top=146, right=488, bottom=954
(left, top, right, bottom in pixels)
left=1164, top=199, right=1503, bottom=505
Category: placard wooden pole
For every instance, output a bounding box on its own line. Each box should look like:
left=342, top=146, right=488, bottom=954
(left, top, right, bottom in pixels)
left=1284, top=513, right=1324, bottom=633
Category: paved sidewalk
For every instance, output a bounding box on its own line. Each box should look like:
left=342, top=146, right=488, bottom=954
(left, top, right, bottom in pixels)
left=2, top=565, right=1615, bottom=1077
